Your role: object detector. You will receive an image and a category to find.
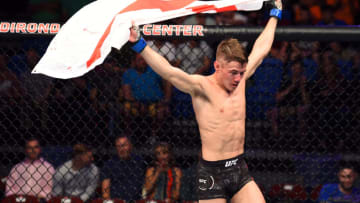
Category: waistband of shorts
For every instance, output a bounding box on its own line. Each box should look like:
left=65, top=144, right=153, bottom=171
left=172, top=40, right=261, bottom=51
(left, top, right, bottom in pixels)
left=200, top=153, right=245, bottom=167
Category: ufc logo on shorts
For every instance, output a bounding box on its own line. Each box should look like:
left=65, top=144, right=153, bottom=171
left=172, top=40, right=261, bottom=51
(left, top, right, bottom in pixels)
left=225, top=158, right=238, bottom=167
left=199, top=179, right=207, bottom=184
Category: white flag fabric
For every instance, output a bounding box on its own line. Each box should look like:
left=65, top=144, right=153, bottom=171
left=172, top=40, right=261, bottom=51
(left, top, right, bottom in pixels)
left=32, top=0, right=268, bottom=79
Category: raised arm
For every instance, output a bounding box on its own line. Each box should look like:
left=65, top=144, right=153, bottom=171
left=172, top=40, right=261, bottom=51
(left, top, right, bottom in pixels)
left=245, top=0, right=282, bottom=80
left=128, top=27, right=204, bottom=96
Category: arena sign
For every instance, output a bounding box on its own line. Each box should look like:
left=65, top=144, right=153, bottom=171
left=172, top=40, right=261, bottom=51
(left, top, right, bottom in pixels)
left=142, top=24, right=204, bottom=36
left=0, top=22, right=61, bottom=34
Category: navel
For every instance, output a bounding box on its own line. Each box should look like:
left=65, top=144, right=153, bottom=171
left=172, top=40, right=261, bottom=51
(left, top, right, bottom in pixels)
left=220, top=108, right=224, bottom=113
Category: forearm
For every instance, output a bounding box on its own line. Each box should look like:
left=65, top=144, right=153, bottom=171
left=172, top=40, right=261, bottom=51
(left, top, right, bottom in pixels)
left=252, top=17, right=278, bottom=60
left=245, top=17, right=279, bottom=80
left=144, top=171, right=160, bottom=192
left=141, top=46, right=175, bottom=80
left=81, top=177, right=98, bottom=201
left=51, top=183, right=62, bottom=198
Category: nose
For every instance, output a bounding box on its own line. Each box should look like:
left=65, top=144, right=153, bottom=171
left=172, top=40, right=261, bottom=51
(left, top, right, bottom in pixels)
left=234, top=73, right=242, bottom=82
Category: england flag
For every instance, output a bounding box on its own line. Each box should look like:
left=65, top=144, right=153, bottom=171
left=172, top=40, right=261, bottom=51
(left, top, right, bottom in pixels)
left=32, top=0, right=268, bottom=79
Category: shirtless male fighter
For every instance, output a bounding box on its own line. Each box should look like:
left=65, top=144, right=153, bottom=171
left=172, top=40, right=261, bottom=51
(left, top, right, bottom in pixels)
left=128, top=0, right=282, bottom=202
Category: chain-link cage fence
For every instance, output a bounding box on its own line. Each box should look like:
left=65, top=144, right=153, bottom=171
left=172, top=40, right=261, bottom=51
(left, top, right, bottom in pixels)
left=0, top=25, right=360, bottom=203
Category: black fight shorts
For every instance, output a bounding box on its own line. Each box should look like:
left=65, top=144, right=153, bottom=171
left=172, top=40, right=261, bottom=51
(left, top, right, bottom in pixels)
left=197, top=154, right=253, bottom=200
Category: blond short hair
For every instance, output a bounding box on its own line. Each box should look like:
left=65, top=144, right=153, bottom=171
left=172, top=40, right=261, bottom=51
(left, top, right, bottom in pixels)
left=216, top=38, right=247, bottom=64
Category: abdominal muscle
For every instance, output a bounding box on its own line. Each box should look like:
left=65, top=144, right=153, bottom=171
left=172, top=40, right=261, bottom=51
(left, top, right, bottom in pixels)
left=197, top=111, right=246, bottom=161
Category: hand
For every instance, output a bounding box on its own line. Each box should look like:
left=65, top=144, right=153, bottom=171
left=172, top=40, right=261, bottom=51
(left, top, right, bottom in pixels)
left=156, top=161, right=168, bottom=172
left=36, top=195, right=45, bottom=200
left=273, top=0, right=282, bottom=10
left=129, top=23, right=140, bottom=43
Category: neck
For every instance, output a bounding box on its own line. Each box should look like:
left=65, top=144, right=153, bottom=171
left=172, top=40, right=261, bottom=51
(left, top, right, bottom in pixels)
left=27, top=157, right=39, bottom=162
left=212, top=74, right=224, bottom=89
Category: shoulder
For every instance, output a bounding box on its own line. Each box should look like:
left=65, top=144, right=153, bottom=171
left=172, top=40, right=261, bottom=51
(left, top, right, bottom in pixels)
left=198, top=75, right=214, bottom=87
left=173, top=167, right=182, bottom=176
left=132, top=154, right=146, bottom=166
left=10, top=161, right=25, bottom=172
left=39, top=158, right=55, bottom=169
left=90, top=163, right=99, bottom=171
left=145, top=167, right=156, bottom=175
left=320, top=183, right=339, bottom=193
left=103, top=157, right=119, bottom=165
left=123, top=68, right=136, bottom=76
left=57, top=160, right=71, bottom=171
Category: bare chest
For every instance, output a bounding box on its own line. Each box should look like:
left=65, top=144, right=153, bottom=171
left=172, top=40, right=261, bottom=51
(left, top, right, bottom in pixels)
left=193, top=90, right=246, bottom=124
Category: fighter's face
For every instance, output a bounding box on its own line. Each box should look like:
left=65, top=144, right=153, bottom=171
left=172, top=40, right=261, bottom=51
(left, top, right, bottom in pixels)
left=215, top=59, right=245, bottom=92
left=338, top=168, right=357, bottom=192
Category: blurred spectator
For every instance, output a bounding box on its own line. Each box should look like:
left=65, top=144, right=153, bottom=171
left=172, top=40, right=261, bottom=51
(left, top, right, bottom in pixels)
left=171, top=40, right=213, bottom=119
left=175, top=40, right=213, bottom=75
left=292, top=0, right=322, bottom=24
left=183, top=14, right=216, bottom=26
left=88, top=56, right=123, bottom=141
left=325, top=0, right=359, bottom=25
left=142, top=142, right=181, bottom=201
left=6, top=138, right=55, bottom=200
left=348, top=51, right=360, bottom=81
left=46, top=80, right=69, bottom=143
left=0, top=54, right=23, bottom=103
left=122, top=54, right=171, bottom=140
left=292, top=5, right=314, bottom=25
left=122, top=54, right=171, bottom=107
left=7, top=39, right=51, bottom=101
left=215, top=11, right=247, bottom=26
left=101, top=136, right=146, bottom=201
left=28, top=0, right=61, bottom=22
left=268, top=59, right=310, bottom=138
left=66, top=78, right=92, bottom=139
left=147, top=40, right=177, bottom=66
left=46, top=78, right=91, bottom=143
left=309, top=51, right=349, bottom=152
left=246, top=11, right=265, bottom=26
left=318, top=164, right=360, bottom=202
left=317, top=5, right=347, bottom=26
left=326, top=42, right=355, bottom=82
left=8, top=47, right=40, bottom=79
left=180, top=151, right=201, bottom=201
left=52, top=143, right=99, bottom=201
left=6, top=45, right=53, bottom=136
left=290, top=41, right=319, bottom=81
left=246, top=43, right=284, bottom=120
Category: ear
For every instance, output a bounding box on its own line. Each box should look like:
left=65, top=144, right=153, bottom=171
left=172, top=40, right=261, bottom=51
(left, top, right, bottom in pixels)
left=214, top=60, right=220, bottom=71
